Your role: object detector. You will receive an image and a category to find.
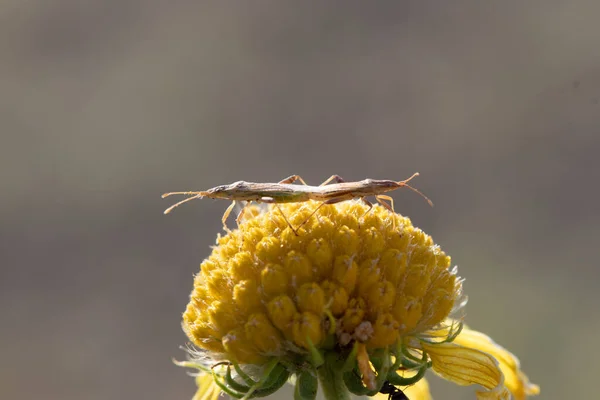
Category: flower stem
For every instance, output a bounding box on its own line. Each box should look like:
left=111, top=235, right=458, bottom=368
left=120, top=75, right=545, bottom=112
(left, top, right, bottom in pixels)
left=317, top=352, right=351, bottom=400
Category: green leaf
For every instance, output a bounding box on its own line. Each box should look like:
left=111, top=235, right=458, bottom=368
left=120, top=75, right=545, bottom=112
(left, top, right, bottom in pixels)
left=294, top=370, right=318, bottom=400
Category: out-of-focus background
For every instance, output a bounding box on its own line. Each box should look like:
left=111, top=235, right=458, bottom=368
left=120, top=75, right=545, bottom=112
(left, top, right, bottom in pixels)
left=2, top=2, right=598, bottom=399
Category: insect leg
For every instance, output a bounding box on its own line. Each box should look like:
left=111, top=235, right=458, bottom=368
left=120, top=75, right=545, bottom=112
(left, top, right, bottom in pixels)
left=319, top=174, right=345, bottom=186
left=278, top=175, right=308, bottom=185
left=294, top=202, right=327, bottom=231
left=376, top=195, right=395, bottom=213
left=273, top=204, right=300, bottom=236
left=361, top=198, right=373, bottom=212
left=376, top=195, right=396, bottom=229
left=221, top=201, right=236, bottom=232
left=295, top=195, right=351, bottom=231
left=235, top=201, right=249, bottom=226
left=358, top=198, right=374, bottom=225
left=259, top=196, right=299, bottom=235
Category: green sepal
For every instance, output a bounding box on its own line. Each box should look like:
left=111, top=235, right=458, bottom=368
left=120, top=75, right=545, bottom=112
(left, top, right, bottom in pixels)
left=249, top=365, right=290, bottom=398
left=400, top=344, right=431, bottom=369
left=324, top=310, right=336, bottom=335
left=294, top=370, right=318, bottom=400
left=389, top=342, right=405, bottom=371
left=342, top=368, right=370, bottom=396
left=340, top=342, right=359, bottom=372
left=320, top=332, right=337, bottom=350
left=401, top=347, right=420, bottom=363
left=401, top=355, right=432, bottom=370
left=386, top=363, right=427, bottom=386
left=223, top=364, right=252, bottom=394
left=241, top=358, right=281, bottom=399
left=340, top=342, right=371, bottom=396
left=318, top=352, right=353, bottom=400
left=377, top=345, right=429, bottom=387
left=368, top=348, right=385, bottom=370
left=444, top=320, right=463, bottom=343
left=232, top=360, right=258, bottom=387
left=419, top=320, right=463, bottom=345
left=306, top=337, right=325, bottom=368
left=212, top=368, right=245, bottom=399
left=259, top=363, right=287, bottom=390
left=366, top=347, right=392, bottom=396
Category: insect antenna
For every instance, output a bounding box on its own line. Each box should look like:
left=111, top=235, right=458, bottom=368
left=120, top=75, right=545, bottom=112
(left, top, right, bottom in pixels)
left=161, top=191, right=209, bottom=214
left=161, top=191, right=210, bottom=198
left=397, top=173, right=434, bottom=207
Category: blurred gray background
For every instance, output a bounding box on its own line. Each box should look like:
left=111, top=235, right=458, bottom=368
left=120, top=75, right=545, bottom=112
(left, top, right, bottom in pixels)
left=2, top=1, right=599, bottom=399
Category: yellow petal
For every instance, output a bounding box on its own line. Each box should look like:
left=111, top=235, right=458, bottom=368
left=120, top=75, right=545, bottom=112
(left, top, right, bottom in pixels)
left=452, top=327, right=540, bottom=399
left=422, top=341, right=511, bottom=400
left=192, top=372, right=221, bottom=400
left=371, top=378, right=432, bottom=400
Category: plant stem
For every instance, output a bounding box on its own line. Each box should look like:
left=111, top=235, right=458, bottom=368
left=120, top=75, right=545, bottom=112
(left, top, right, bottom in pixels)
left=317, top=352, right=351, bottom=400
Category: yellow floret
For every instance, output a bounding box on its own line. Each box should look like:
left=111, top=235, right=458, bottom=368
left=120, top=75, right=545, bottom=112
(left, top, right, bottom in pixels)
left=176, top=199, right=538, bottom=400
left=296, top=282, right=326, bottom=315
left=292, top=311, right=325, bottom=349
left=181, top=200, right=460, bottom=365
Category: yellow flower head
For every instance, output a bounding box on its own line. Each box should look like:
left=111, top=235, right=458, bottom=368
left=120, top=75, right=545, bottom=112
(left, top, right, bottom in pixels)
left=176, top=200, right=538, bottom=400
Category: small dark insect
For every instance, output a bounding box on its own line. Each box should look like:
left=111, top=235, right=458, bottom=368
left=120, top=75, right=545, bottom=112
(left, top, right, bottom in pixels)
left=379, top=381, right=409, bottom=400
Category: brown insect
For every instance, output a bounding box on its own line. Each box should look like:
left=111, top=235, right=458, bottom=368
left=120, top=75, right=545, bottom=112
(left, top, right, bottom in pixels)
left=162, top=172, right=432, bottom=234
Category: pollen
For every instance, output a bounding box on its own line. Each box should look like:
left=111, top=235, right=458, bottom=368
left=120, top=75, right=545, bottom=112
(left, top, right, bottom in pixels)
left=181, top=200, right=461, bottom=366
